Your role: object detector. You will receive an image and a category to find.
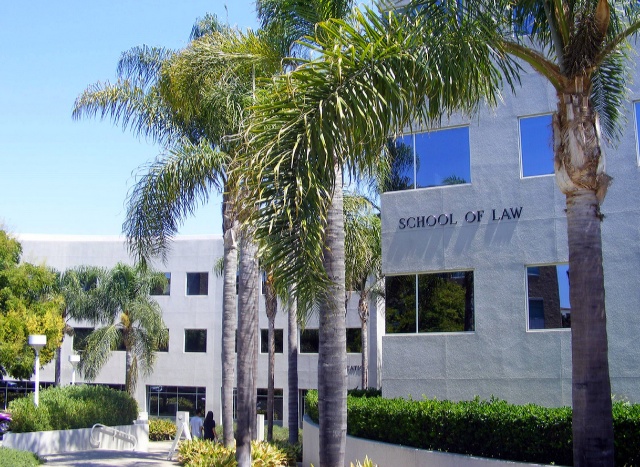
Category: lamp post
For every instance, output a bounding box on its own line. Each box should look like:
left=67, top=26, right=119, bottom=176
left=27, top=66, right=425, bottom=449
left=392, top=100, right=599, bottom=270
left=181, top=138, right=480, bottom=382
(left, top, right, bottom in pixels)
left=68, top=354, right=80, bottom=385
left=28, top=335, right=46, bottom=407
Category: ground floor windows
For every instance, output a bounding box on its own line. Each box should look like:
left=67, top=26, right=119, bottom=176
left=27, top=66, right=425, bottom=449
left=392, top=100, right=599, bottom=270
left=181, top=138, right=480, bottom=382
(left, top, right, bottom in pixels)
left=184, top=329, right=207, bottom=352
left=527, top=264, right=571, bottom=330
left=232, top=388, right=283, bottom=421
left=386, top=271, right=475, bottom=333
left=0, top=380, right=54, bottom=410
left=146, top=385, right=206, bottom=418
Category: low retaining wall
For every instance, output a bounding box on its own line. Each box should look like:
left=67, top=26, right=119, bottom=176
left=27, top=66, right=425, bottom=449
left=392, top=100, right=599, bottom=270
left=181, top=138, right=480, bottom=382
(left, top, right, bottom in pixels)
left=302, top=416, right=557, bottom=467
left=3, top=422, right=149, bottom=455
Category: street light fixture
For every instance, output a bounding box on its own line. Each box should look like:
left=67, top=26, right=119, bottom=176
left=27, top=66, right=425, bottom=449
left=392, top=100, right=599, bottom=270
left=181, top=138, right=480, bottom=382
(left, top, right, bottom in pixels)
left=68, top=354, right=80, bottom=385
left=28, top=335, right=46, bottom=407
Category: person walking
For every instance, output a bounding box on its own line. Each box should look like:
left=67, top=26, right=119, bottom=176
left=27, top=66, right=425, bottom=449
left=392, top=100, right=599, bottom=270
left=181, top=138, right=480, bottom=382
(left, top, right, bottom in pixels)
left=202, top=411, right=218, bottom=442
left=189, top=409, right=204, bottom=439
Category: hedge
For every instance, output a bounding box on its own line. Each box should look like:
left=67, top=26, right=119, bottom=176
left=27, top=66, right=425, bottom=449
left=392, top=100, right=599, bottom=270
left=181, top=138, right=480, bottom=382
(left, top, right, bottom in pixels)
left=305, top=391, right=640, bottom=466
left=8, top=385, right=138, bottom=433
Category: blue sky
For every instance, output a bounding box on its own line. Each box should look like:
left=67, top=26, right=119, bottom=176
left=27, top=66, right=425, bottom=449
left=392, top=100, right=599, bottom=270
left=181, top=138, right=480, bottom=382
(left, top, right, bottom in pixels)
left=0, top=1, right=260, bottom=236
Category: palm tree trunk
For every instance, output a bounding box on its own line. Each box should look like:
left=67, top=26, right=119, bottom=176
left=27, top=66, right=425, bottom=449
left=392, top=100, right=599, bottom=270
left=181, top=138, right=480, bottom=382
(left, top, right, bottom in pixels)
left=236, top=232, right=259, bottom=467
left=54, top=346, right=62, bottom=386
left=567, top=190, right=614, bottom=466
left=554, top=89, right=614, bottom=465
left=125, top=349, right=134, bottom=396
left=221, top=199, right=239, bottom=447
left=319, top=165, right=347, bottom=467
left=358, top=291, right=369, bottom=390
left=287, top=293, right=299, bottom=445
left=265, top=279, right=277, bottom=442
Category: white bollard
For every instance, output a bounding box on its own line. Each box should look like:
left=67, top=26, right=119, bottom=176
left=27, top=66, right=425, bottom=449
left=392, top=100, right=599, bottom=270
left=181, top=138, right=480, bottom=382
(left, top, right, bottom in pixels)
left=256, top=413, right=265, bottom=441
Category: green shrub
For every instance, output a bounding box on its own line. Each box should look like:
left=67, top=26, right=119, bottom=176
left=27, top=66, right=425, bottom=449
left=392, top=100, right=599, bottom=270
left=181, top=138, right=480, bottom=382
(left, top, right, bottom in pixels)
left=9, top=385, right=138, bottom=433
left=305, top=391, right=640, bottom=466
left=177, top=439, right=290, bottom=467
left=348, top=388, right=382, bottom=398
left=149, top=418, right=176, bottom=441
left=0, top=447, right=41, bottom=466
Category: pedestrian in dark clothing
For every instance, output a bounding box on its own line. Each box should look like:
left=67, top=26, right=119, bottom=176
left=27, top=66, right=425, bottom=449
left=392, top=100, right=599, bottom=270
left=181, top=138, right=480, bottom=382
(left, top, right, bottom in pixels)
left=202, top=410, right=217, bottom=442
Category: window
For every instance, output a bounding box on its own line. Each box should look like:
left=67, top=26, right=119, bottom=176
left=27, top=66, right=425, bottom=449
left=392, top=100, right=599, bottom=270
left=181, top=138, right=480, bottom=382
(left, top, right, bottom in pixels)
left=72, top=327, right=93, bottom=352
left=635, top=102, right=640, bottom=164
left=151, top=273, right=171, bottom=296
left=158, top=329, right=169, bottom=352
left=520, top=114, right=554, bottom=177
left=232, top=388, right=283, bottom=421
left=257, top=388, right=283, bottom=421
left=300, top=329, right=319, bottom=353
left=186, top=272, right=208, bottom=296
left=346, top=328, right=362, bottom=353
left=390, top=126, right=471, bottom=191
left=146, top=385, right=206, bottom=418
left=185, top=329, right=207, bottom=352
left=527, top=264, right=571, bottom=330
left=260, top=329, right=284, bottom=353
left=386, top=271, right=475, bottom=333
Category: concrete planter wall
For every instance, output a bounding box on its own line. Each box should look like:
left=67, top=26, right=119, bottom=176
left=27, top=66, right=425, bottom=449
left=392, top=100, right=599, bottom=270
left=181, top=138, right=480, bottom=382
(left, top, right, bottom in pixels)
left=3, top=422, right=149, bottom=456
left=302, top=416, right=557, bottom=467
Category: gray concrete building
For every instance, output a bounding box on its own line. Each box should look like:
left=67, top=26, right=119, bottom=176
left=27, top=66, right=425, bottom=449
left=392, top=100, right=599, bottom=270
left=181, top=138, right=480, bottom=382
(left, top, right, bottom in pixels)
left=380, top=63, right=640, bottom=407
left=10, top=234, right=384, bottom=425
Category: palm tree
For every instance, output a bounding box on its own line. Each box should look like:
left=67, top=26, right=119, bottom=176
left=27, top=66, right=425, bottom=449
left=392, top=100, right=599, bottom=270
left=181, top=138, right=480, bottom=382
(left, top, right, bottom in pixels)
left=72, top=18, right=276, bottom=450
left=55, top=266, right=102, bottom=386
left=344, top=193, right=382, bottom=390
left=244, top=1, right=640, bottom=463
left=76, top=263, right=168, bottom=396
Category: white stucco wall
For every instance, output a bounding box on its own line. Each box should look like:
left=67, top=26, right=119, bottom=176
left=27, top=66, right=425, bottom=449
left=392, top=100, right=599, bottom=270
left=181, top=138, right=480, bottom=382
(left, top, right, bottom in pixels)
left=15, top=234, right=381, bottom=425
left=380, top=64, right=640, bottom=406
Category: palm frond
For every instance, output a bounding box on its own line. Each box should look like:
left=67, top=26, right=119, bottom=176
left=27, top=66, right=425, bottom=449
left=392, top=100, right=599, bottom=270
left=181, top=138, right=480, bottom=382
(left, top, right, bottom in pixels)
left=78, top=325, right=120, bottom=380
left=72, top=79, right=183, bottom=146
left=116, top=45, right=176, bottom=89
left=123, top=140, right=228, bottom=263
left=241, top=5, right=517, bottom=307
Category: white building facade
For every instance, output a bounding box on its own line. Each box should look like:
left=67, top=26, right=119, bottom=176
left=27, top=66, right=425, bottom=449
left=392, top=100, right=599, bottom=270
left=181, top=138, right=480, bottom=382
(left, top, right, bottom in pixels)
left=12, top=234, right=384, bottom=424
left=380, top=63, right=640, bottom=407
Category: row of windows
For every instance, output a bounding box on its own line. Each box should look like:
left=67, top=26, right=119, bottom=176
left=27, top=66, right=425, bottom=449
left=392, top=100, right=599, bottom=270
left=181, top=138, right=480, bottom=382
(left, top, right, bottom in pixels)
left=150, top=271, right=271, bottom=297
left=72, top=327, right=364, bottom=354
left=385, top=264, right=570, bottom=333
left=389, top=103, right=640, bottom=192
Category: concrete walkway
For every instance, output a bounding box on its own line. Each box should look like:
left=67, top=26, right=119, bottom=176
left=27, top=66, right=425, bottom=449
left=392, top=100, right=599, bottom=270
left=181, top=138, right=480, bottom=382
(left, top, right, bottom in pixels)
left=40, top=441, right=181, bottom=467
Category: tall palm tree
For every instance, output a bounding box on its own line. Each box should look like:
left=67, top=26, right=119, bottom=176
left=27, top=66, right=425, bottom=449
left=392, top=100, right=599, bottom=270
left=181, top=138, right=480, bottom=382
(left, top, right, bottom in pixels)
left=72, top=19, right=280, bottom=451
left=242, top=6, right=517, bottom=466
left=344, top=193, right=382, bottom=390
left=76, top=263, right=168, bottom=396
left=245, top=1, right=640, bottom=463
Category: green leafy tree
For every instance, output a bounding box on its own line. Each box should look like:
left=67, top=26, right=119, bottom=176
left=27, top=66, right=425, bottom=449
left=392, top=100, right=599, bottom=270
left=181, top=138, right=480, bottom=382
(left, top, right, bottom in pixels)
left=76, top=263, right=168, bottom=396
left=0, top=230, right=64, bottom=379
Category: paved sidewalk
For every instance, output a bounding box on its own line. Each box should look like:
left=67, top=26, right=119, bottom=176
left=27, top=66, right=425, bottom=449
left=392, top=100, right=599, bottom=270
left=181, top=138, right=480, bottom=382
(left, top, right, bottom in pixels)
left=40, top=441, right=181, bottom=467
